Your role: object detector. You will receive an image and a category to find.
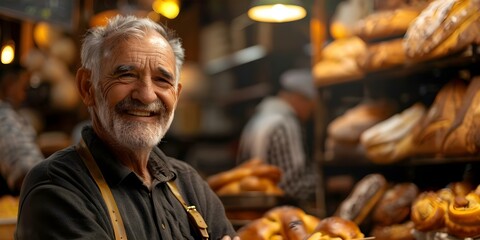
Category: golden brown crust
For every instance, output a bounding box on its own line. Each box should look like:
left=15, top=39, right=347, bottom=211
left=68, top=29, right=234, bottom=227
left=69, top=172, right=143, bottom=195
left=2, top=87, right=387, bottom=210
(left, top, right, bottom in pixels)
left=411, top=79, right=468, bottom=156
left=238, top=206, right=323, bottom=240
left=237, top=217, right=282, bottom=240
left=335, top=174, right=388, bottom=225
left=373, top=183, right=419, bottom=226
left=354, top=7, right=423, bottom=40
left=411, top=191, right=448, bottom=231
left=357, top=38, right=406, bottom=71
left=442, top=76, right=480, bottom=156
left=371, top=221, right=415, bottom=240
left=404, top=0, right=480, bottom=61
left=328, top=100, right=397, bottom=143
left=313, top=37, right=367, bottom=86
left=444, top=192, right=480, bottom=238
left=314, top=216, right=365, bottom=239
left=360, top=103, right=426, bottom=164
left=206, top=158, right=283, bottom=196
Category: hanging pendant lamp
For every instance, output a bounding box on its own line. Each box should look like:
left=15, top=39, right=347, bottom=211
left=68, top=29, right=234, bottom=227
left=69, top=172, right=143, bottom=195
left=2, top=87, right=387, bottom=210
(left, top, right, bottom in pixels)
left=248, top=0, right=307, bottom=23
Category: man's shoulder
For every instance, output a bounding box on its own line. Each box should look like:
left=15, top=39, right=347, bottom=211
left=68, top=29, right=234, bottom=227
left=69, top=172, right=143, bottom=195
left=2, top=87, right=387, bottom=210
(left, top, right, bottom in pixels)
left=22, top=146, right=86, bottom=190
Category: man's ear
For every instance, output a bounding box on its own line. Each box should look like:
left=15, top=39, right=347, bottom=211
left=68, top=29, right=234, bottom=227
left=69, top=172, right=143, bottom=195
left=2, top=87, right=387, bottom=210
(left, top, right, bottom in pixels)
left=176, top=82, right=183, bottom=99
left=75, top=68, right=95, bottom=106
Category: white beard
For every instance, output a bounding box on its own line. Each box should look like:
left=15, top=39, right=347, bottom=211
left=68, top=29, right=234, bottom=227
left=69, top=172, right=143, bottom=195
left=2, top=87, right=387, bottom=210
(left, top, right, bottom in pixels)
left=96, top=94, right=174, bottom=149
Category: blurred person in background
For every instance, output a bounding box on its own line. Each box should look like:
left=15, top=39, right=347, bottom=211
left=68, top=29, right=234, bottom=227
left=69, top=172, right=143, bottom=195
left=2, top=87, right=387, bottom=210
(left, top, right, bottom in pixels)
left=16, top=15, right=238, bottom=240
left=0, top=64, right=44, bottom=195
left=237, top=69, right=318, bottom=202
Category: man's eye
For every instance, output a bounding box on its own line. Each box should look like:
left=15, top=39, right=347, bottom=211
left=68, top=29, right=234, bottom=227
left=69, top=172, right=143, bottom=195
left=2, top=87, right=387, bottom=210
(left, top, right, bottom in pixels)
left=118, top=73, right=137, bottom=79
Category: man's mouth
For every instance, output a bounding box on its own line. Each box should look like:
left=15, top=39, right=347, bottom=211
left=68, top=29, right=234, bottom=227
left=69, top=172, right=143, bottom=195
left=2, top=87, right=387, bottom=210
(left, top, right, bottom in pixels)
left=126, top=110, right=158, bottom=117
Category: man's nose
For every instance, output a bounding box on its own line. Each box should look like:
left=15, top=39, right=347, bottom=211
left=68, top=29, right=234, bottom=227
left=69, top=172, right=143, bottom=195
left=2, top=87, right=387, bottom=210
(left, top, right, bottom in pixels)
left=132, top=79, right=157, bottom=104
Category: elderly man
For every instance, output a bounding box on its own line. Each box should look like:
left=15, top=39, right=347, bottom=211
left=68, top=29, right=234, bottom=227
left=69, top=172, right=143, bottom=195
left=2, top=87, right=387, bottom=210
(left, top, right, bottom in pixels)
left=237, top=69, right=318, bottom=203
left=16, top=15, right=238, bottom=240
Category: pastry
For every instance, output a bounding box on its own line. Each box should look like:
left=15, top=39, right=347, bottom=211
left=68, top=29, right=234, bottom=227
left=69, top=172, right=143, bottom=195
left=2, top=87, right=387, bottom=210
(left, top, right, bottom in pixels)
left=411, top=191, right=448, bottom=231
left=335, top=173, right=388, bottom=225
left=372, top=183, right=419, bottom=226
left=444, top=191, right=480, bottom=238
left=360, top=103, right=426, bottom=164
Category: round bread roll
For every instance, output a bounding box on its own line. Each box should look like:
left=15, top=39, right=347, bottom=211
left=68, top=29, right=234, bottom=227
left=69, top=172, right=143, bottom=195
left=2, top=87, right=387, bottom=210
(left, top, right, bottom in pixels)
left=411, top=191, right=448, bottom=231
left=335, top=173, right=388, bottom=225
left=237, top=205, right=321, bottom=240
left=314, top=216, right=365, bottom=240
left=237, top=217, right=282, bottom=240
left=372, top=183, right=419, bottom=226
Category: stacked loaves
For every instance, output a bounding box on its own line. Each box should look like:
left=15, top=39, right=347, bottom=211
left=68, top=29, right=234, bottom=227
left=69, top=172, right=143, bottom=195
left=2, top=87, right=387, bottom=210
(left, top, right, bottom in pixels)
left=357, top=76, right=480, bottom=164
left=206, top=158, right=284, bottom=196
left=313, top=0, right=480, bottom=86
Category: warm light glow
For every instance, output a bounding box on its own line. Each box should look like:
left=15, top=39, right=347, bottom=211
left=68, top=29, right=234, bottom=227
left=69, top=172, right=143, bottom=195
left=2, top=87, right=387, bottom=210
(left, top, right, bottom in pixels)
left=1, top=43, right=15, bottom=64
left=152, top=0, right=180, bottom=19
left=248, top=3, right=306, bottom=22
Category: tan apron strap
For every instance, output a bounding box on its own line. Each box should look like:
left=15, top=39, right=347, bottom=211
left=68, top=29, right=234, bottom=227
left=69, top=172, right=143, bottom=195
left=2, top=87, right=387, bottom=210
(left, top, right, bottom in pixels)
left=76, top=139, right=128, bottom=240
left=166, top=181, right=209, bottom=240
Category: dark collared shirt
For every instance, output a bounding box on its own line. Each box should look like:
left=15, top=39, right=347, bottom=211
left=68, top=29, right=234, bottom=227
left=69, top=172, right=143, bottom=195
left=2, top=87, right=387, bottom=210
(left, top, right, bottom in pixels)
left=16, top=126, right=236, bottom=239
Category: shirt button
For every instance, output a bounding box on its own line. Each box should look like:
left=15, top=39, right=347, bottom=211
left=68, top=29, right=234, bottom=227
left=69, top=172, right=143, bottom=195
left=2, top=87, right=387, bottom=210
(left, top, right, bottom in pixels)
left=162, top=223, right=165, bottom=230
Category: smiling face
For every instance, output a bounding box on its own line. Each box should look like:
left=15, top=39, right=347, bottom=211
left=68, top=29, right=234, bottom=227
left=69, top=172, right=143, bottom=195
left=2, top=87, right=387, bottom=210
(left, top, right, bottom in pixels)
left=85, top=30, right=182, bottom=149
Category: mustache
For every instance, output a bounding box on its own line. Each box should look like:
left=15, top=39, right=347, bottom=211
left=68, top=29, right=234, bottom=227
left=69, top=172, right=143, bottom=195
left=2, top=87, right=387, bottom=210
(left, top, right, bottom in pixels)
left=115, top=97, right=167, bottom=113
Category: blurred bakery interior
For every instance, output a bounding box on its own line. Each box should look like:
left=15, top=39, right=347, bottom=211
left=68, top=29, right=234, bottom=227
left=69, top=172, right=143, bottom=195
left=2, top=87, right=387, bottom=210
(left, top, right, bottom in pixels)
left=2, top=0, right=480, bottom=239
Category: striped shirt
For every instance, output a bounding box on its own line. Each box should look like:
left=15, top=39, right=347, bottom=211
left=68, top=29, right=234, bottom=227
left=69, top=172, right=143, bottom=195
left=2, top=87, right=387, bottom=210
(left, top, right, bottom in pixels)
left=237, top=97, right=317, bottom=201
left=0, top=101, right=44, bottom=193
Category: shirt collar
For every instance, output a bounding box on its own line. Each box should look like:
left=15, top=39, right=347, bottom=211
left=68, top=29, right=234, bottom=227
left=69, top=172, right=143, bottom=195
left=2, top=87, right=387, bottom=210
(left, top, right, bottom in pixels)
left=80, top=125, right=176, bottom=186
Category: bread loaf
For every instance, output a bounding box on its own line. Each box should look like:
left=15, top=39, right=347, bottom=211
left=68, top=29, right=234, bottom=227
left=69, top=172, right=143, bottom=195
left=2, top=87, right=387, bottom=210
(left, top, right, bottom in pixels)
left=237, top=205, right=322, bottom=240
left=442, top=76, right=480, bottom=156
left=328, top=99, right=397, bottom=143
left=335, top=173, right=388, bottom=225
left=404, top=0, right=480, bottom=61
left=313, top=216, right=365, bottom=239
left=372, top=183, right=419, bottom=226
left=360, top=103, right=426, bottom=164
left=354, top=7, right=423, bottom=40
left=313, top=37, right=367, bottom=86
left=411, top=79, right=467, bottom=156
left=357, top=38, right=407, bottom=71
